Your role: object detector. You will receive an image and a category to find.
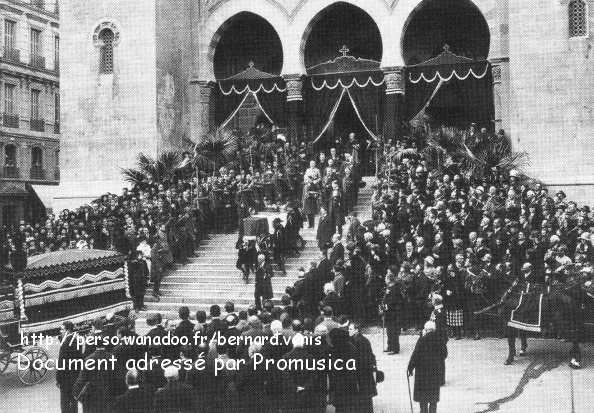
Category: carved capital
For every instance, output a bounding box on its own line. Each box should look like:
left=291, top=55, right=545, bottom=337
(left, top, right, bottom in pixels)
left=383, top=67, right=405, bottom=95
left=491, top=64, right=502, bottom=83
left=283, top=74, right=304, bottom=102
left=197, top=80, right=214, bottom=103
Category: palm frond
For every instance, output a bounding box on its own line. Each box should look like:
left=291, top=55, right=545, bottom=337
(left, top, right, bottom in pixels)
left=120, top=168, right=147, bottom=186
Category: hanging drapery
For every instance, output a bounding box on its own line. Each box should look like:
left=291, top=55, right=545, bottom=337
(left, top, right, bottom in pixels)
left=215, top=63, right=287, bottom=129
left=405, top=46, right=493, bottom=125
left=305, top=70, right=385, bottom=143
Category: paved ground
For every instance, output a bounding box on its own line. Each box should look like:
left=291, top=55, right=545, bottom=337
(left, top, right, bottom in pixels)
left=2, top=332, right=592, bottom=413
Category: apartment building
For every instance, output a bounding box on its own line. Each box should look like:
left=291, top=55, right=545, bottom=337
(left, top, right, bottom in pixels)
left=0, top=0, right=59, bottom=227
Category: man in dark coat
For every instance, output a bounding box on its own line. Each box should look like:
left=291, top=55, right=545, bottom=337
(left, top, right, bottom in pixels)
left=153, top=367, right=196, bottom=413
left=280, top=334, right=320, bottom=413
left=174, top=306, right=195, bottom=342
left=327, top=328, right=360, bottom=413
left=316, top=207, right=334, bottom=251
left=429, top=294, right=448, bottom=386
left=407, top=321, right=448, bottom=413
left=382, top=270, right=403, bottom=354
left=113, top=369, right=154, bottom=413
left=57, top=321, right=83, bottom=413
left=128, top=251, right=148, bottom=312
left=72, top=341, right=116, bottom=413
left=254, top=254, right=273, bottom=311
left=349, top=321, right=378, bottom=413
left=272, top=218, right=287, bottom=275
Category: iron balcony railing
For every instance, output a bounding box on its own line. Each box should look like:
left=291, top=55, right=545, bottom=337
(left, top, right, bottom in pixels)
left=30, top=54, right=45, bottom=69
left=2, top=113, right=19, bottom=128
left=30, top=118, right=45, bottom=132
left=3, top=48, right=20, bottom=63
left=2, top=166, right=19, bottom=178
left=30, top=166, right=45, bottom=180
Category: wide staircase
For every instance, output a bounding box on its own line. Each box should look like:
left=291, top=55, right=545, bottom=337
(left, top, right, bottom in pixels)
left=137, top=176, right=375, bottom=328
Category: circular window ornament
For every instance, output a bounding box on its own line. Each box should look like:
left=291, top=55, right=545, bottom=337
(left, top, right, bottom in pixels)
left=92, top=21, right=121, bottom=47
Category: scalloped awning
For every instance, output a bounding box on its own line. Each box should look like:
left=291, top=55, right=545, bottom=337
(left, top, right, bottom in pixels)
left=217, top=62, right=286, bottom=95
left=407, top=45, right=489, bottom=84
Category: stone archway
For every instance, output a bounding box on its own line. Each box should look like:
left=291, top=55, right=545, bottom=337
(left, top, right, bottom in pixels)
left=300, top=1, right=383, bottom=71
left=211, top=12, right=283, bottom=80
left=401, top=0, right=490, bottom=65
left=401, top=0, right=494, bottom=128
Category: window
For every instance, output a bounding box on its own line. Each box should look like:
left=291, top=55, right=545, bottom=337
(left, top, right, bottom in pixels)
left=4, top=84, right=15, bottom=114
left=54, top=36, right=59, bottom=68
left=31, top=89, right=41, bottom=120
left=32, top=0, right=45, bottom=9
left=569, top=0, right=588, bottom=37
left=32, top=147, right=43, bottom=168
left=98, top=29, right=114, bottom=73
left=4, top=20, right=16, bottom=51
left=30, top=28, right=41, bottom=56
left=5, top=144, right=16, bottom=167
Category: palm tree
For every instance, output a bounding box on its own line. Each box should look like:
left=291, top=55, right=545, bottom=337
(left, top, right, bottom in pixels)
left=121, top=151, right=182, bottom=188
left=193, top=129, right=240, bottom=174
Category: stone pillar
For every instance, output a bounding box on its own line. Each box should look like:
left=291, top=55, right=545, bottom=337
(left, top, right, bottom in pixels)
left=490, top=58, right=510, bottom=134
left=382, top=67, right=405, bottom=141
left=283, top=74, right=304, bottom=144
left=189, top=79, right=215, bottom=142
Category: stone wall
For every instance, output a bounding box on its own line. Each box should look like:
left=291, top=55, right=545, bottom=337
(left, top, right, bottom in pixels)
left=509, top=0, right=594, bottom=204
left=155, top=0, right=193, bottom=151
left=57, top=0, right=159, bottom=210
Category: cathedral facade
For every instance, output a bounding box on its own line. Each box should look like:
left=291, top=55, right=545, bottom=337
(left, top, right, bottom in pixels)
left=54, top=0, right=594, bottom=209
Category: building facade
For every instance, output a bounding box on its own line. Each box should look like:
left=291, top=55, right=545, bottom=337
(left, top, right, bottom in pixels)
left=57, top=0, right=594, bottom=209
left=0, top=0, right=59, bottom=227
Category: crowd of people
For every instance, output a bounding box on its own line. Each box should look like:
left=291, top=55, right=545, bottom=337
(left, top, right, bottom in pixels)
left=4, top=123, right=594, bottom=413
left=56, top=302, right=382, bottom=413
left=293, top=133, right=594, bottom=345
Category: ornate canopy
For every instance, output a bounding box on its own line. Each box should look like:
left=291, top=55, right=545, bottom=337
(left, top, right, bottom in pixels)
left=407, top=45, right=489, bottom=84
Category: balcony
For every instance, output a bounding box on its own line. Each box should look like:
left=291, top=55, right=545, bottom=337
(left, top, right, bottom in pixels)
left=3, top=113, right=19, bottom=128
left=30, top=118, right=45, bottom=132
left=54, top=122, right=60, bottom=134
left=3, top=48, right=20, bottom=63
left=30, top=54, right=45, bottom=69
left=2, top=166, right=19, bottom=179
left=30, top=166, right=45, bottom=180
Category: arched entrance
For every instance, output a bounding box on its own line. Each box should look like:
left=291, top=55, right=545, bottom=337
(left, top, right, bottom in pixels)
left=212, top=12, right=285, bottom=133
left=302, top=2, right=384, bottom=151
left=402, top=0, right=493, bottom=128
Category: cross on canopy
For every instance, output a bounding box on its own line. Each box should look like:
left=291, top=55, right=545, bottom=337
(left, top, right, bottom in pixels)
left=339, top=45, right=350, bottom=57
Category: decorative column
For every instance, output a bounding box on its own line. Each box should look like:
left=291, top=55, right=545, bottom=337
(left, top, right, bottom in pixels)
left=490, top=57, right=510, bottom=134
left=283, top=74, right=304, bottom=144
left=189, top=79, right=215, bottom=142
left=382, top=67, right=405, bottom=141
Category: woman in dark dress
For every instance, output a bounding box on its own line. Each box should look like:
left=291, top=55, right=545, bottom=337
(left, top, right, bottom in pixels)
left=407, top=321, right=448, bottom=413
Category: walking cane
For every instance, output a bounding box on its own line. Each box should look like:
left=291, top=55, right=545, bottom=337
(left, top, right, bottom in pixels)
left=381, top=309, right=386, bottom=352
left=406, top=372, right=414, bottom=413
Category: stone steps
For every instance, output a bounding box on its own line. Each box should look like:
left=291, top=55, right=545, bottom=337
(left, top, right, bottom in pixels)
left=139, top=176, right=376, bottom=326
